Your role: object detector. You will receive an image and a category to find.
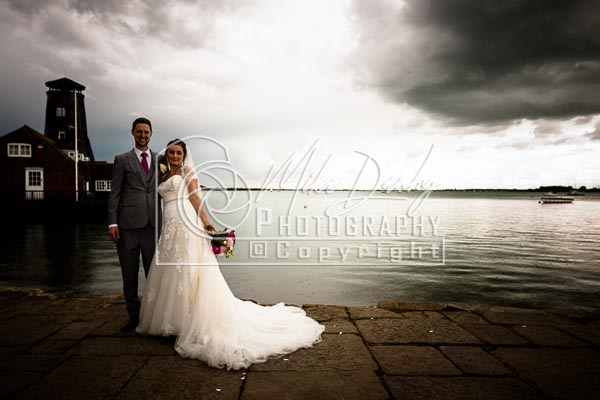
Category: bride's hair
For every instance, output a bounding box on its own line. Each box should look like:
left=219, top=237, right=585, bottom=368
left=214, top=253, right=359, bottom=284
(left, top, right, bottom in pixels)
left=160, top=138, right=188, bottom=181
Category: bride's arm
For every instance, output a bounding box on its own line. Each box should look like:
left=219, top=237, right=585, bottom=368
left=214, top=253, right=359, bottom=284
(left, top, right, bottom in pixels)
left=185, top=167, right=216, bottom=233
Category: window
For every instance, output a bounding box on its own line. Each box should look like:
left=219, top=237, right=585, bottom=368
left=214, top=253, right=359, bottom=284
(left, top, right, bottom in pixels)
left=58, top=131, right=65, bottom=140
left=8, top=144, right=18, bottom=156
left=7, top=143, right=32, bottom=157
left=28, top=170, right=42, bottom=187
left=25, top=168, right=44, bottom=200
left=56, top=107, right=66, bottom=117
left=95, top=180, right=112, bottom=191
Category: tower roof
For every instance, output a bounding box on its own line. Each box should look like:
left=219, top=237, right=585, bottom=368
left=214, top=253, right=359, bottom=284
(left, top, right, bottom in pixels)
left=45, top=77, right=86, bottom=91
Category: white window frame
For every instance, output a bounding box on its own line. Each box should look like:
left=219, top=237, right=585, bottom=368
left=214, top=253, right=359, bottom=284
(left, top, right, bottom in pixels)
left=58, top=130, right=66, bottom=140
left=95, top=180, right=112, bottom=192
left=56, top=107, right=66, bottom=117
left=7, top=143, right=32, bottom=157
left=25, top=167, right=44, bottom=200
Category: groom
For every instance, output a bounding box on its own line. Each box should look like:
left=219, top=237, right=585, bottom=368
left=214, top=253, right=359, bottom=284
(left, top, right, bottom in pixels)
left=108, top=117, right=161, bottom=332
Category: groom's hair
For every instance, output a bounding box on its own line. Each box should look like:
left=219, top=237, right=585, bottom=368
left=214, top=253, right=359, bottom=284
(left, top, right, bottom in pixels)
left=132, top=117, right=152, bottom=132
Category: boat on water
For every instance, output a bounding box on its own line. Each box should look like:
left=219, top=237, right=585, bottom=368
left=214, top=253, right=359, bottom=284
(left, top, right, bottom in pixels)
left=539, top=193, right=574, bottom=204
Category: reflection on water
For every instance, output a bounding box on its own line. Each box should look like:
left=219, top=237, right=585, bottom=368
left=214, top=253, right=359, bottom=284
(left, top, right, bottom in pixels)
left=1, top=223, right=123, bottom=294
left=1, top=191, right=600, bottom=309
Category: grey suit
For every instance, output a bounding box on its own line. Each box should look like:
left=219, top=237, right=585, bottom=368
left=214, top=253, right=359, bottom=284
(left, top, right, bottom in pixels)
left=108, top=149, right=161, bottom=320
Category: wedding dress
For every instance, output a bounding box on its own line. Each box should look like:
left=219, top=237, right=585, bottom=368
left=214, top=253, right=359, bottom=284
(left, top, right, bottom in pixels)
left=136, top=172, right=325, bottom=370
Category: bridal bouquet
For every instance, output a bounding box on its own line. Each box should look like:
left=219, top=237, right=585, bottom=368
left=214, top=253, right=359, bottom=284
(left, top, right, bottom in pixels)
left=211, top=229, right=236, bottom=258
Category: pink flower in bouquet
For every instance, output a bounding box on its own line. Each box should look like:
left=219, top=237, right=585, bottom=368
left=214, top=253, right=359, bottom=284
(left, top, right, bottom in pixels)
left=211, top=229, right=236, bottom=258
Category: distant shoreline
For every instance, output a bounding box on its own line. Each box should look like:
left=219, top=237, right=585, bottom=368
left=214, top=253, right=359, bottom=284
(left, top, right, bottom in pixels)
left=205, top=187, right=600, bottom=192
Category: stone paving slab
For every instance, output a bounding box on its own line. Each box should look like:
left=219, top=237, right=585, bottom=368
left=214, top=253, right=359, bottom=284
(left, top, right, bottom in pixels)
left=512, top=324, right=586, bottom=347
left=79, top=303, right=125, bottom=322
left=443, top=310, right=488, bottom=325
left=399, top=311, right=445, bottom=319
left=347, top=306, right=403, bottom=319
left=0, top=371, right=42, bottom=399
left=0, top=354, right=66, bottom=373
left=439, top=346, right=511, bottom=375
left=2, top=299, right=68, bottom=317
left=14, top=355, right=147, bottom=400
left=370, top=345, right=460, bottom=376
left=557, top=321, right=600, bottom=346
left=545, top=308, right=600, bottom=320
left=242, top=370, right=389, bottom=400
left=384, top=376, right=543, bottom=400
left=2, top=289, right=599, bottom=399
left=67, top=336, right=176, bottom=356
left=302, top=305, right=348, bottom=321
left=8, top=298, right=106, bottom=317
left=90, top=320, right=139, bottom=336
left=0, top=345, right=27, bottom=362
left=460, top=323, right=529, bottom=345
left=48, top=321, right=105, bottom=340
left=115, top=356, right=244, bottom=400
left=26, top=340, right=79, bottom=355
left=356, top=318, right=481, bottom=344
left=322, top=318, right=358, bottom=334
left=0, top=315, right=74, bottom=346
left=492, top=348, right=600, bottom=399
left=249, top=334, right=377, bottom=372
left=482, top=307, right=575, bottom=326
left=378, top=300, right=447, bottom=311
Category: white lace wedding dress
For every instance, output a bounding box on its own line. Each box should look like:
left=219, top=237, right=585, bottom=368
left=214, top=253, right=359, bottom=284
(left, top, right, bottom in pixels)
left=136, top=173, right=325, bottom=370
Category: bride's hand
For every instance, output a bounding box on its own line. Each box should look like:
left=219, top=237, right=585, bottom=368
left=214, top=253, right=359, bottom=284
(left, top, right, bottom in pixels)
left=205, top=223, right=216, bottom=234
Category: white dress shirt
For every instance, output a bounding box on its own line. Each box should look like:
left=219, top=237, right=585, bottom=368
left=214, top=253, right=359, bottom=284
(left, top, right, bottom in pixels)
left=134, top=147, right=152, bottom=170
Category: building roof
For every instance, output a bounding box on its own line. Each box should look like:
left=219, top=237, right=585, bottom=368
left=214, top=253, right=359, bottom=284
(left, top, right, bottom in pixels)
left=1, top=125, right=89, bottom=175
left=45, top=77, right=86, bottom=91
left=89, top=161, right=113, bottom=178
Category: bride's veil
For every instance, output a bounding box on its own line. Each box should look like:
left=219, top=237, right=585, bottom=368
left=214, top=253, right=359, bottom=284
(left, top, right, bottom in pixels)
left=175, top=142, right=211, bottom=239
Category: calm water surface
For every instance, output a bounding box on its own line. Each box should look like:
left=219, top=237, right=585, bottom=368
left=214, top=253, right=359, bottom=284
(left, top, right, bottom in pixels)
left=2, top=191, right=599, bottom=309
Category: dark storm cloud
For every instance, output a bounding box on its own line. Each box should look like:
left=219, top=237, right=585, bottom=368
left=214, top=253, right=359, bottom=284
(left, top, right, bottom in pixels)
left=0, top=0, right=247, bottom=159
left=350, top=0, right=600, bottom=125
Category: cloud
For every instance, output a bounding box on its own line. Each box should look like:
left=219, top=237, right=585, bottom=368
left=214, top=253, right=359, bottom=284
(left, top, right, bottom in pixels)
left=533, top=120, right=560, bottom=138
left=349, top=0, right=600, bottom=125
left=4, top=0, right=243, bottom=48
left=2, top=0, right=600, bottom=189
left=584, top=123, right=600, bottom=141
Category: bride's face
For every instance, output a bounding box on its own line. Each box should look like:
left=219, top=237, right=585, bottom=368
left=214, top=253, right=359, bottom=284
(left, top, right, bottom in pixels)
left=167, top=144, right=185, bottom=168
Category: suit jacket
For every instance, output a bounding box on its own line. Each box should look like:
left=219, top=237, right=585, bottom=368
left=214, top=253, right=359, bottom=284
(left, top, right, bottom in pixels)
left=108, top=149, right=162, bottom=229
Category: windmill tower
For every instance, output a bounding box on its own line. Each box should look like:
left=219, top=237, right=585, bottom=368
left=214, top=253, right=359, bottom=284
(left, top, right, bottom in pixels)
left=44, top=77, right=95, bottom=162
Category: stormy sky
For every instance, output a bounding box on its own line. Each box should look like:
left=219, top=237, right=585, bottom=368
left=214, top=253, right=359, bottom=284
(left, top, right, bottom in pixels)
left=1, top=0, right=599, bottom=189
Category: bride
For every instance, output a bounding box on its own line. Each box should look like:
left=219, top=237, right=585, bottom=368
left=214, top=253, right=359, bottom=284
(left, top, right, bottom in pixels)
left=136, top=138, right=325, bottom=370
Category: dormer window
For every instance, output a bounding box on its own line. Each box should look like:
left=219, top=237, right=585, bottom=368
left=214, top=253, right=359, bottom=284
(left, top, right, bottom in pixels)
left=8, top=143, right=31, bottom=157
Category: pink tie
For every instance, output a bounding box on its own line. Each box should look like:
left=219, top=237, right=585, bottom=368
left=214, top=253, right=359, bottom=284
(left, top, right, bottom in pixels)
left=141, top=152, right=149, bottom=175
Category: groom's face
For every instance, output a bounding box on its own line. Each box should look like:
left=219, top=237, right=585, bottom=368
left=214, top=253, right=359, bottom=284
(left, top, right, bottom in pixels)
left=132, top=123, right=152, bottom=150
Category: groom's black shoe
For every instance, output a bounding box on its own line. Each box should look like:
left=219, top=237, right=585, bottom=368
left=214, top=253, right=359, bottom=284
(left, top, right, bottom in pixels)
left=120, top=318, right=139, bottom=332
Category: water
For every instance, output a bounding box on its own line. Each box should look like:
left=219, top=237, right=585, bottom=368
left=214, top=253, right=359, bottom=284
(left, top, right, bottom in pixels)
left=2, top=191, right=599, bottom=309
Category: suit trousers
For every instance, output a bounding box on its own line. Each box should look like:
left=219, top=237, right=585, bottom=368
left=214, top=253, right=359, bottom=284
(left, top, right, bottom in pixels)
left=117, top=223, right=156, bottom=320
